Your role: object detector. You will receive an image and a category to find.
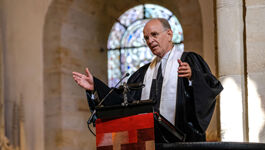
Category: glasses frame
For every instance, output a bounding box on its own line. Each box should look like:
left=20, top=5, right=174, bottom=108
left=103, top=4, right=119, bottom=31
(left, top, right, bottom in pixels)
left=143, top=30, right=168, bottom=43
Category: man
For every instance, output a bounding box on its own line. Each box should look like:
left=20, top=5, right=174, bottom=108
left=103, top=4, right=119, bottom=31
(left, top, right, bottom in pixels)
left=73, top=18, right=223, bottom=142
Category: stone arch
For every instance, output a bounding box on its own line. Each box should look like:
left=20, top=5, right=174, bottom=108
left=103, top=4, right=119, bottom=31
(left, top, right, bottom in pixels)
left=43, top=0, right=203, bottom=149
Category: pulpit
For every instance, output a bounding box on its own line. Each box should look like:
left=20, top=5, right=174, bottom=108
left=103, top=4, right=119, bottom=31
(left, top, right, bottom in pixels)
left=94, top=100, right=185, bottom=150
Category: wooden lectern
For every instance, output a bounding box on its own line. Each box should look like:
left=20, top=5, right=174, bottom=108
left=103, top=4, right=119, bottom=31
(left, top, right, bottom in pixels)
left=95, top=100, right=185, bottom=150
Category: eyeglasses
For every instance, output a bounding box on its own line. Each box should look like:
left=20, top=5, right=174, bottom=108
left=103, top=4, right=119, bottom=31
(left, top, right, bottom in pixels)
left=143, top=30, right=167, bottom=42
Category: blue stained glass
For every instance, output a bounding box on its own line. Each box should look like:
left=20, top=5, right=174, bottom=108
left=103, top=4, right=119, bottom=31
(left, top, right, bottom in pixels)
left=108, top=50, right=121, bottom=87
left=169, top=16, right=183, bottom=43
left=121, top=20, right=149, bottom=48
left=145, top=4, right=172, bottom=19
left=120, top=47, right=154, bottom=77
left=107, top=4, right=184, bottom=86
left=119, top=5, right=144, bottom=27
left=107, top=23, right=126, bottom=49
left=128, top=35, right=132, bottom=41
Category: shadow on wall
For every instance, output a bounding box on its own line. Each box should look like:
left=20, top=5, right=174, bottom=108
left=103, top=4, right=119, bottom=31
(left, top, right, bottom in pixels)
left=248, top=78, right=265, bottom=142
left=220, top=77, right=265, bottom=142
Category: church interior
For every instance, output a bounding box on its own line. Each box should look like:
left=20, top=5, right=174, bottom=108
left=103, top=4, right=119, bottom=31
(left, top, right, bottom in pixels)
left=0, top=0, right=265, bottom=150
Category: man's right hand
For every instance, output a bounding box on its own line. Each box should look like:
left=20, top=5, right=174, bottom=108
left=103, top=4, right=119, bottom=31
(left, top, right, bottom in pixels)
left=72, top=68, right=94, bottom=91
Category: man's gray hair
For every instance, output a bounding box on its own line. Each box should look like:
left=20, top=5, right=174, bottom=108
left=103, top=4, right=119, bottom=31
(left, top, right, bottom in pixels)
left=156, top=18, right=171, bottom=30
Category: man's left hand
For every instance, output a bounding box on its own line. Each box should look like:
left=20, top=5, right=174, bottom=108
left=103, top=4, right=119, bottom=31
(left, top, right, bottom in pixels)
left=178, top=59, right=192, bottom=80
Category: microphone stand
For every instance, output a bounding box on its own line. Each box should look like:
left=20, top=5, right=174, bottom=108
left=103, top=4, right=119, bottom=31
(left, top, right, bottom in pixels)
left=121, top=82, right=129, bottom=106
left=87, top=73, right=130, bottom=126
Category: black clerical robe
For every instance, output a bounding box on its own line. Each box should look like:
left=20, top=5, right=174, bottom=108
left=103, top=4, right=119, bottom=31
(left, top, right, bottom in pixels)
left=86, top=52, right=223, bottom=142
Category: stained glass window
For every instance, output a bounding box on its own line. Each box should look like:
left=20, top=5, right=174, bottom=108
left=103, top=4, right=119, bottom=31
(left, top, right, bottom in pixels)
left=107, top=4, right=184, bottom=87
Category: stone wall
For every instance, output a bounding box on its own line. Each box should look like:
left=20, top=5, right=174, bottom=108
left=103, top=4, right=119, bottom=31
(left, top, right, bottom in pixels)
left=0, top=0, right=224, bottom=149
left=217, top=0, right=265, bottom=142
left=0, top=0, right=52, bottom=150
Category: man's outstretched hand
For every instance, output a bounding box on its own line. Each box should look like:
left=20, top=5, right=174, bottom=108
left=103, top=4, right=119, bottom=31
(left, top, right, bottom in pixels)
left=178, top=59, right=192, bottom=80
left=72, top=68, right=94, bottom=91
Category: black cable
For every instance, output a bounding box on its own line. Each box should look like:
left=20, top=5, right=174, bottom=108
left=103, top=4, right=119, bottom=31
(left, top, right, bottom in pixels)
left=87, top=121, right=96, bottom=136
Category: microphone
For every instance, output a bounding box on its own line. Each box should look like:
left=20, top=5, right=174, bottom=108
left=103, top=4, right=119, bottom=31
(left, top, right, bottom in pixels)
left=87, top=73, right=130, bottom=125
left=98, top=72, right=130, bottom=106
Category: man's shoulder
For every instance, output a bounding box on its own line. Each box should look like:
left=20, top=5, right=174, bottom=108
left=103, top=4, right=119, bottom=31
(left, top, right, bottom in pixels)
left=138, top=63, right=151, bottom=71
left=127, top=63, right=150, bottom=83
left=182, top=51, right=201, bottom=58
left=133, top=62, right=150, bottom=76
left=182, top=52, right=204, bottom=62
left=182, top=51, right=211, bottom=73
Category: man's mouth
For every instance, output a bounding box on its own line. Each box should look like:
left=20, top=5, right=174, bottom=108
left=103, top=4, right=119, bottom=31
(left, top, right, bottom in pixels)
left=151, top=45, right=158, bottom=49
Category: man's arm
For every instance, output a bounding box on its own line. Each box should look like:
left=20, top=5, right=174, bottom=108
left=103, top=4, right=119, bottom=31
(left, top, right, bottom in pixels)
left=185, top=52, right=223, bottom=132
left=72, top=68, right=123, bottom=108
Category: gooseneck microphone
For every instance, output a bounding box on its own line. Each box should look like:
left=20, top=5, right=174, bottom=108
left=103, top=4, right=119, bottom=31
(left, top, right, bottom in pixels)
left=87, top=73, right=130, bottom=126
left=98, top=72, right=130, bottom=106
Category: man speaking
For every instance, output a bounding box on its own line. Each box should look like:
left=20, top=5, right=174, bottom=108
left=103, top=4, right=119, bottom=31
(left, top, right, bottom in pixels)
left=73, top=18, right=223, bottom=142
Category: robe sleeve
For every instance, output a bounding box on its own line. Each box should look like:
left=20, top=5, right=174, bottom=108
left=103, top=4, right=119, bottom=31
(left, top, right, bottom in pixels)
left=84, top=63, right=149, bottom=124
left=85, top=63, right=149, bottom=110
left=186, top=52, right=223, bottom=131
left=85, top=77, right=123, bottom=110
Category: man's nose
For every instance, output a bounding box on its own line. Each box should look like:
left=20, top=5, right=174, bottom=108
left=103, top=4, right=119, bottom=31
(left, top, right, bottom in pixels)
left=146, top=36, right=155, bottom=44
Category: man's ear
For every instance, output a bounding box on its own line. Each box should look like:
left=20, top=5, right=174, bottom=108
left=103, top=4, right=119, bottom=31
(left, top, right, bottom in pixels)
left=167, top=29, right=173, bottom=41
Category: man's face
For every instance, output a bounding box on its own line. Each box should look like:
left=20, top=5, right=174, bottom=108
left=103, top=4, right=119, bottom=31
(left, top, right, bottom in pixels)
left=143, top=20, right=173, bottom=58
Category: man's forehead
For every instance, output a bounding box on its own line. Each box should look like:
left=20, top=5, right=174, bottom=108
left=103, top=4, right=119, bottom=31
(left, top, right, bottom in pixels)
left=146, top=19, right=160, bottom=25
left=143, top=20, right=163, bottom=33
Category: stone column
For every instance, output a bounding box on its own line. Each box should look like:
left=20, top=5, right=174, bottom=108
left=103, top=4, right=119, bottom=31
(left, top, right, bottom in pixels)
left=245, top=0, right=265, bottom=143
left=198, top=0, right=219, bottom=141
left=216, top=0, right=246, bottom=141
left=0, top=0, right=4, bottom=138
left=1, top=0, right=48, bottom=149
